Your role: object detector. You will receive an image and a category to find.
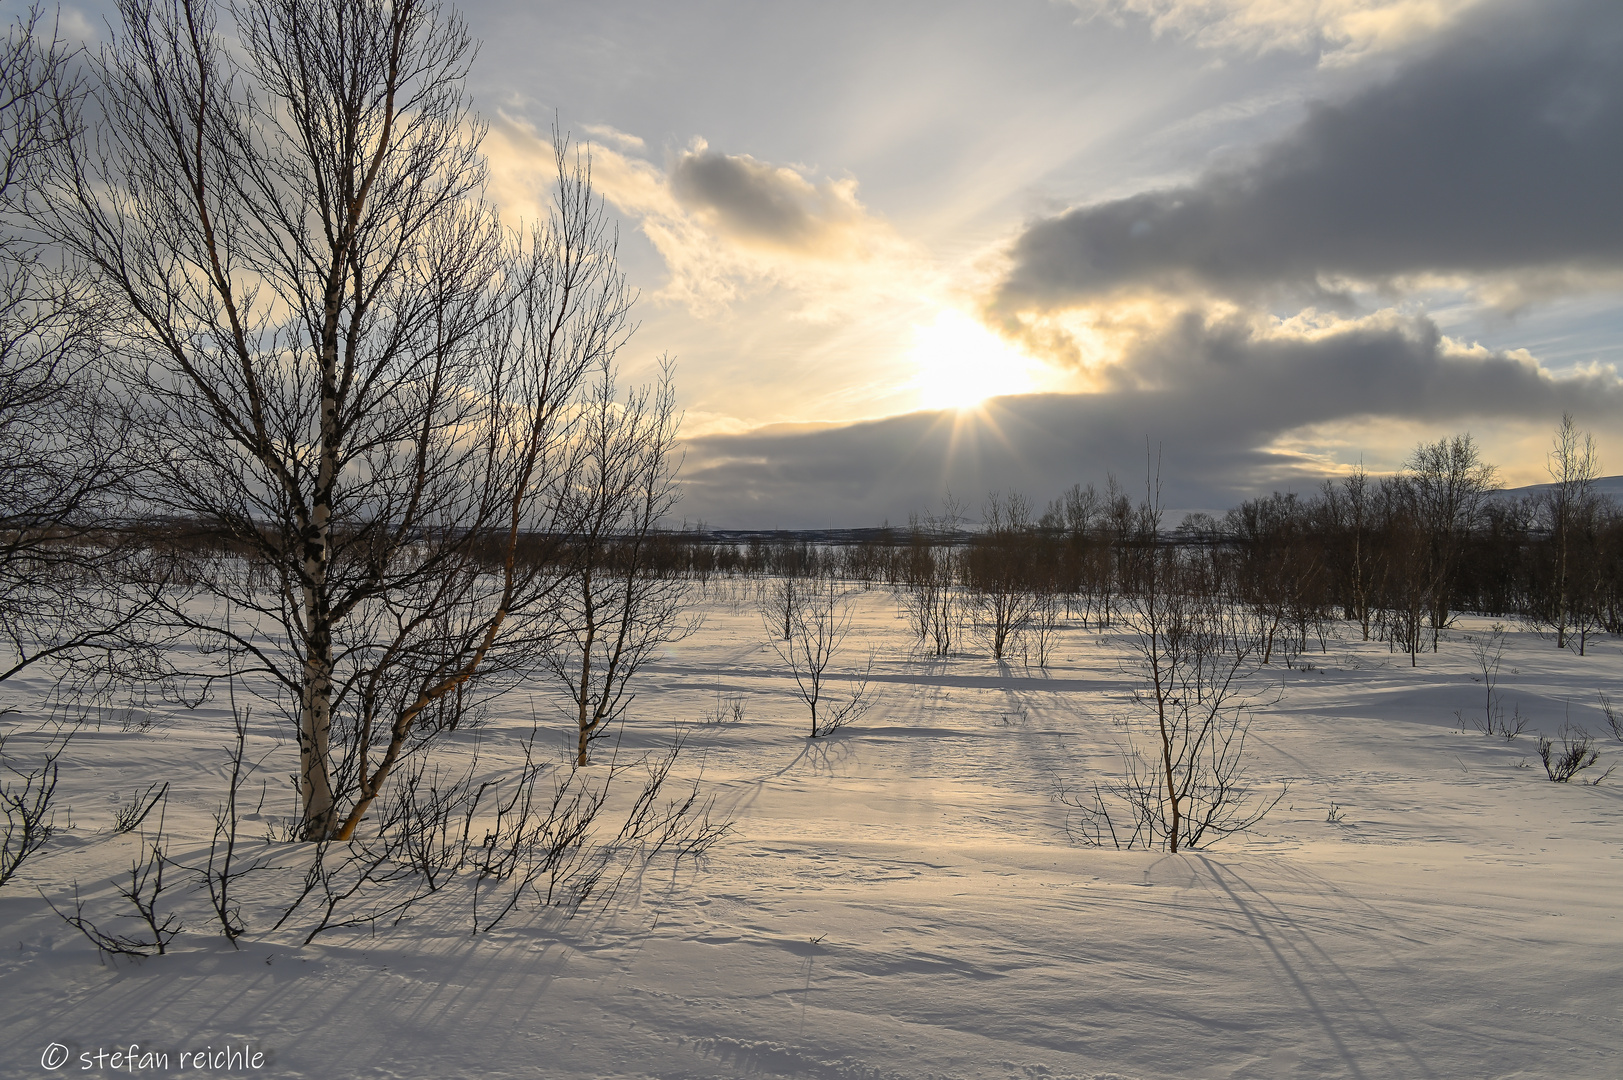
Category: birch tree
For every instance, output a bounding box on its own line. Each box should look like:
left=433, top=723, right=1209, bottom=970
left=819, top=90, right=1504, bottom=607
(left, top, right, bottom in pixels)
left=41, top=0, right=627, bottom=839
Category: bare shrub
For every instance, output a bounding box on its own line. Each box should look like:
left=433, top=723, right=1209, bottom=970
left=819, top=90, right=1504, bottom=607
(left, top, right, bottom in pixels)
left=1480, top=703, right=1530, bottom=742
left=171, top=706, right=277, bottom=944
left=45, top=792, right=182, bottom=957
left=1538, top=724, right=1609, bottom=784
left=113, top=782, right=167, bottom=834
left=270, top=823, right=424, bottom=946
left=817, top=653, right=875, bottom=737
left=1463, top=623, right=1525, bottom=740
left=0, top=726, right=65, bottom=888
left=701, top=684, right=745, bottom=726
left=274, top=730, right=729, bottom=941
left=1599, top=692, right=1622, bottom=744
left=459, top=743, right=615, bottom=934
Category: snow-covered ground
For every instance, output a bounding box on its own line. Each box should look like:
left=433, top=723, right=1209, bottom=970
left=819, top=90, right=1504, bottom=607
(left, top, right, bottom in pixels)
left=3, top=584, right=1621, bottom=1080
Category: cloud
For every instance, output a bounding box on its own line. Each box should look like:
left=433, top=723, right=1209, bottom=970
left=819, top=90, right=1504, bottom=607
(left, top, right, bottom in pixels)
left=669, top=148, right=876, bottom=258
left=646, top=143, right=919, bottom=316
left=579, top=123, right=645, bottom=152
left=483, top=111, right=680, bottom=229
left=55, top=6, right=97, bottom=44
left=1074, top=0, right=1488, bottom=58
left=681, top=308, right=1623, bottom=527
left=481, top=114, right=921, bottom=319
left=1103, top=307, right=1618, bottom=421
left=996, top=0, right=1623, bottom=323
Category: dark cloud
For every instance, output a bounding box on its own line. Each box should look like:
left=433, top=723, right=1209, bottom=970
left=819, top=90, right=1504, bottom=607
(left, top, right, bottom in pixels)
left=669, top=150, right=860, bottom=252
left=681, top=312, right=1623, bottom=528
left=995, top=0, right=1623, bottom=312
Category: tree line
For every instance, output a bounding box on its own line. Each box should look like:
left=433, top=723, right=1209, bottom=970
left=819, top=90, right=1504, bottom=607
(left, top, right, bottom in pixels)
left=571, top=424, right=1619, bottom=669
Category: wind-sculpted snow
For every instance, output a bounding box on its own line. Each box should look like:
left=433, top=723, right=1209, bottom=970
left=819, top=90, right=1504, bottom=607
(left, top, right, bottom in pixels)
left=1, top=586, right=1621, bottom=1079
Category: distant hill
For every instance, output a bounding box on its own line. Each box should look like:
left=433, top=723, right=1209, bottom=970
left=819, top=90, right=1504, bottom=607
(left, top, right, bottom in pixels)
left=1492, top=475, right=1623, bottom=502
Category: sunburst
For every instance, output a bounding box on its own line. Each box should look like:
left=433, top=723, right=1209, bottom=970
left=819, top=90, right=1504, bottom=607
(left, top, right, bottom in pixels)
left=908, top=309, right=1037, bottom=411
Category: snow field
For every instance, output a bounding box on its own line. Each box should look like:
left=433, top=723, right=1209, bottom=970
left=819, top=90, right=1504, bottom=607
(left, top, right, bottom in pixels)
left=2, top=586, right=1621, bottom=1079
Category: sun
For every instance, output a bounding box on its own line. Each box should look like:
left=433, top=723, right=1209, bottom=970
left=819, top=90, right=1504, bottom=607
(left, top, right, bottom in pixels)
left=909, top=309, right=1037, bottom=411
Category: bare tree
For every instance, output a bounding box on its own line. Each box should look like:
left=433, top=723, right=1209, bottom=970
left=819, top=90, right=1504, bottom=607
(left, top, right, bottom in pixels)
left=1372, top=474, right=1428, bottom=665
left=543, top=357, right=695, bottom=766
left=0, top=12, right=79, bottom=888
left=1322, top=463, right=1377, bottom=640
left=1404, top=433, right=1498, bottom=649
left=1041, top=477, right=1137, bottom=632
left=1027, top=586, right=1063, bottom=669
left=758, top=575, right=806, bottom=643
left=965, top=492, right=1039, bottom=661
left=1064, top=472, right=1282, bottom=853
left=1110, top=551, right=1282, bottom=851
left=1095, top=474, right=1140, bottom=628
left=40, top=0, right=625, bottom=839
left=0, top=8, right=182, bottom=709
left=1540, top=414, right=1605, bottom=653
left=762, top=575, right=871, bottom=738
left=898, top=496, right=962, bottom=656
left=1043, top=483, right=1093, bottom=627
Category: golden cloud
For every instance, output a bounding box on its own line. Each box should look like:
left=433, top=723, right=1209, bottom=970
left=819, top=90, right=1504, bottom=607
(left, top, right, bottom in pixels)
left=481, top=115, right=927, bottom=321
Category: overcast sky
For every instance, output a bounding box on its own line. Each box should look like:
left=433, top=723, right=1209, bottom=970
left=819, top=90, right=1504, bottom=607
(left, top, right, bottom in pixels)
left=81, top=0, right=1623, bottom=527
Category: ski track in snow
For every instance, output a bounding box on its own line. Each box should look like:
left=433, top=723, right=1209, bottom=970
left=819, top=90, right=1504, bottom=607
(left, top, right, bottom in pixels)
left=2, top=586, right=1621, bottom=1079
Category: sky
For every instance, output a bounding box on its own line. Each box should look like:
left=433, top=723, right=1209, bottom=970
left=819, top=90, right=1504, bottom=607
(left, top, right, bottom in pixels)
left=56, top=0, right=1623, bottom=527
